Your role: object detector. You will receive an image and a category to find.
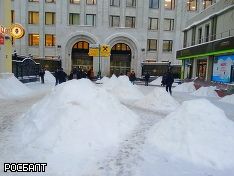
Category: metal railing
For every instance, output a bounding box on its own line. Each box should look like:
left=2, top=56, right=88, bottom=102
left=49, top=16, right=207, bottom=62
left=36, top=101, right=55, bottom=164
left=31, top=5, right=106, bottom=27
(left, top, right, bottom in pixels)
left=183, top=28, right=234, bottom=48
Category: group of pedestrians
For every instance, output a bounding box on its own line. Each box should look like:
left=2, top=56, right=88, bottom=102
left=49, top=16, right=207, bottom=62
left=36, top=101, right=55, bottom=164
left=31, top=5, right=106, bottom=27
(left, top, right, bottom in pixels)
left=68, top=67, right=89, bottom=80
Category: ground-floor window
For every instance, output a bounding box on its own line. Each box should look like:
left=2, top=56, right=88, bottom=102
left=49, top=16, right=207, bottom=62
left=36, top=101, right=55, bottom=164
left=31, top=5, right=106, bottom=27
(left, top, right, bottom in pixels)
left=197, top=59, right=207, bottom=79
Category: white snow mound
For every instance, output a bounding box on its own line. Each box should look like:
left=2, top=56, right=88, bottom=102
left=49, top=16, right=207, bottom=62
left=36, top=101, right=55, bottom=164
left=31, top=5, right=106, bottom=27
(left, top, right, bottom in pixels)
left=220, top=94, right=234, bottom=104
left=96, top=76, right=109, bottom=84
left=147, top=99, right=234, bottom=169
left=12, top=79, right=138, bottom=175
left=173, top=82, right=196, bottom=93
left=0, top=75, right=32, bottom=99
left=44, top=70, right=56, bottom=84
left=102, top=75, right=144, bottom=102
left=149, top=76, right=162, bottom=86
left=134, top=88, right=179, bottom=114
left=192, top=86, right=219, bottom=97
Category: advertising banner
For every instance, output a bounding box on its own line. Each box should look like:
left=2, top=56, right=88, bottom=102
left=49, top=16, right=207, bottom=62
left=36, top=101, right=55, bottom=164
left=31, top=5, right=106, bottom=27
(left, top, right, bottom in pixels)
left=212, top=55, right=234, bottom=83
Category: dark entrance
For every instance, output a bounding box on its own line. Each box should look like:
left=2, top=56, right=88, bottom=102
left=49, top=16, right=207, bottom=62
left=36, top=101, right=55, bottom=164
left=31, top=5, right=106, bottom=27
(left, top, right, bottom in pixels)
left=231, top=65, right=234, bottom=82
left=197, top=59, right=207, bottom=79
left=110, top=43, right=131, bottom=76
left=72, top=41, right=93, bottom=71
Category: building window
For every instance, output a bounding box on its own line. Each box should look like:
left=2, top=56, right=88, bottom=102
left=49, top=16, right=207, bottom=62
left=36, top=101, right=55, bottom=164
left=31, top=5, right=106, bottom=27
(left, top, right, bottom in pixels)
left=86, top=0, right=96, bottom=5
left=28, top=34, right=39, bottom=46
left=45, top=0, right=56, bottom=2
left=125, top=16, right=135, bottom=28
left=45, top=34, right=56, bottom=46
left=147, top=39, right=157, bottom=51
left=28, top=11, right=39, bottom=24
left=69, top=13, right=80, bottom=25
left=164, top=18, right=174, bottom=31
left=110, top=16, right=120, bottom=27
left=205, top=25, right=210, bottom=42
left=165, top=0, right=175, bottom=10
left=183, top=31, right=187, bottom=48
left=86, top=14, right=96, bottom=26
left=11, top=10, right=15, bottom=23
left=126, top=0, right=136, bottom=7
left=28, top=0, right=39, bottom=2
left=198, top=28, right=202, bottom=44
left=203, top=0, right=213, bottom=9
left=187, top=0, right=197, bottom=11
left=149, top=0, right=159, bottom=9
left=70, top=0, right=80, bottom=4
left=163, top=40, right=173, bottom=52
left=45, top=12, right=56, bottom=25
left=191, top=26, right=196, bottom=45
left=148, top=18, right=158, bottom=30
left=110, top=0, right=120, bottom=6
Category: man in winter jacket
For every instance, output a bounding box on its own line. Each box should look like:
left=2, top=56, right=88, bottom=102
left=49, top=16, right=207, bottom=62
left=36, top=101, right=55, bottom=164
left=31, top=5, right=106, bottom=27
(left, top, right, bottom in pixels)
left=164, top=70, right=174, bottom=95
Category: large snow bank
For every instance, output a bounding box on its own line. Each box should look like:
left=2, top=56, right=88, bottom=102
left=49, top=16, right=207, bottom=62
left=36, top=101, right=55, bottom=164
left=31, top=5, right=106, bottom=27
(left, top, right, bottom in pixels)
left=147, top=99, right=234, bottom=169
left=134, top=88, right=179, bottom=114
left=10, top=79, right=138, bottom=175
left=220, top=94, right=234, bottom=104
left=149, top=76, right=162, bottom=86
left=44, top=70, right=56, bottom=84
left=191, top=86, right=219, bottom=97
left=0, top=75, right=32, bottom=99
left=96, top=76, right=109, bottom=84
left=173, top=82, right=196, bottom=93
left=102, top=75, right=144, bottom=102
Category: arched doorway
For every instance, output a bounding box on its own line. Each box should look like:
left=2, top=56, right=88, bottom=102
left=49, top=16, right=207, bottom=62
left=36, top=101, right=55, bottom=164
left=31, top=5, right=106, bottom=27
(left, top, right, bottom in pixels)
left=72, top=41, right=93, bottom=71
left=110, top=43, right=131, bottom=76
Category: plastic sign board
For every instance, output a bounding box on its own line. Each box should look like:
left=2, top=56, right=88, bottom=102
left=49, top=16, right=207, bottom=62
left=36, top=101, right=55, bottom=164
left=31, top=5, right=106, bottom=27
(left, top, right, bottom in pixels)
left=100, top=44, right=111, bottom=57
left=88, top=44, right=111, bottom=57
left=0, top=35, right=4, bottom=45
left=0, top=23, right=25, bottom=39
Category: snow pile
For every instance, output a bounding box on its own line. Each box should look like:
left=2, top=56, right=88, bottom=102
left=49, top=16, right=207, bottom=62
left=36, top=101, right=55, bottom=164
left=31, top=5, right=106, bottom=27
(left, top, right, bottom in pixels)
left=0, top=75, right=32, bottom=99
left=134, top=88, right=179, bottom=114
left=173, top=82, right=196, bottom=93
left=220, top=94, right=234, bottom=104
left=44, top=70, right=56, bottom=84
left=12, top=79, right=138, bottom=175
left=102, top=75, right=144, bottom=102
left=147, top=99, right=234, bottom=169
left=149, top=76, right=162, bottom=86
left=96, top=76, right=109, bottom=84
left=191, top=86, right=219, bottom=97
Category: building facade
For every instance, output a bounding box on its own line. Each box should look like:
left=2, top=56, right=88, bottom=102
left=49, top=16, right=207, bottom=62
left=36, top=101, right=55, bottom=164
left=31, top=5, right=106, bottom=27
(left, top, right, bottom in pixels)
left=11, top=0, right=190, bottom=77
left=177, top=0, right=234, bottom=84
left=0, top=0, right=12, bottom=74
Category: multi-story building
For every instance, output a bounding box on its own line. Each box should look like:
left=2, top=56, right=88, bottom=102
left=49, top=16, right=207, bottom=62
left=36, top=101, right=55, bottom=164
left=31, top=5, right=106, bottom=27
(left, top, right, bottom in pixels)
left=177, top=0, right=234, bottom=84
left=0, top=0, right=12, bottom=74
left=11, top=0, right=188, bottom=77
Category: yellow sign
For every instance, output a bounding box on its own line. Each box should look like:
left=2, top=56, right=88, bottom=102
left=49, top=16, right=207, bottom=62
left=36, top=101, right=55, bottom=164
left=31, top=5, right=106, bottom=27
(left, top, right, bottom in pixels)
left=88, top=48, right=99, bottom=57
left=100, top=45, right=111, bottom=57
left=88, top=44, right=111, bottom=57
left=0, top=23, right=25, bottom=39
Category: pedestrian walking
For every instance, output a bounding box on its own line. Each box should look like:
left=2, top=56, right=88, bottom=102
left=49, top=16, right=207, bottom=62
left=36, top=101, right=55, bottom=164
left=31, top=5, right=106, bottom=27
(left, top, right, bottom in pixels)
left=54, top=68, right=59, bottom=85
left=39, top=68, right=45, bottom=84
left=164, top=70, right=174, bottom=95
left=57, top=68, right=67, bottom=84
left=129, top=70, right=136, bottom=85
left=144, top=72, right=150, bottom=86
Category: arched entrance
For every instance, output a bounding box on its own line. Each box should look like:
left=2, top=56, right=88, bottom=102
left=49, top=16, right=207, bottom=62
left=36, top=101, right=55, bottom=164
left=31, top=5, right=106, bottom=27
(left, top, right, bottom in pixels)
left=110, top=43, right=131, bottom=76
left=72, top=41, right=93, bottom=71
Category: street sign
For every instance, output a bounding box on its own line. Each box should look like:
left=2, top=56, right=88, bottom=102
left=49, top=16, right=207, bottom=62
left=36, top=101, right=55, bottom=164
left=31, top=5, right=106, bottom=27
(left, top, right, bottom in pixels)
left=88, top=44, right=111, bottom=57
left=100, top=44, right=111, bottom=57
left=0, top=35, right=4, bottom=45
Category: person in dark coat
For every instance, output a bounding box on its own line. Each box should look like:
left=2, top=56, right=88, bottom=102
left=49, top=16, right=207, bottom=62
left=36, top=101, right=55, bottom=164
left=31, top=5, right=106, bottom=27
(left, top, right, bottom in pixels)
left=161, top=73, right=167, bottom=86
left=144, top=72, right=150, bottom=86
left=54, top=68, right=59, bottom=85
left=57, top=68, right=67, bottom=84
left=129, top=71, right=136, bottom=85
left=164, top=70, right=174, bottom=95
left=39, top=68, right=45, bottom=84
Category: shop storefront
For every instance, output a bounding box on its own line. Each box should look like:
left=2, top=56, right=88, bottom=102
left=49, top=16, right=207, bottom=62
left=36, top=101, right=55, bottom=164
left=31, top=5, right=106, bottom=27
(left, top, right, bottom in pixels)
left=177, top=36, right=234, bottom=83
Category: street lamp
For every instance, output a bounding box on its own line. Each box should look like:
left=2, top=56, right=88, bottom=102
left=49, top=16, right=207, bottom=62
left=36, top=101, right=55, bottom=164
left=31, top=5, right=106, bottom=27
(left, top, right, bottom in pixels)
left=98, top=44, right=101, bottom=79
